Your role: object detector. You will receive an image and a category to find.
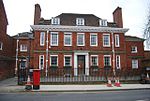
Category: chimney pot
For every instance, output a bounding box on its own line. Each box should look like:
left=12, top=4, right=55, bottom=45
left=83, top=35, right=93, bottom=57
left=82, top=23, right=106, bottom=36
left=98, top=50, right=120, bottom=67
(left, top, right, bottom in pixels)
left=34, top=4, right=41, bottom=25
left=113, top=7, right=123, bottom=28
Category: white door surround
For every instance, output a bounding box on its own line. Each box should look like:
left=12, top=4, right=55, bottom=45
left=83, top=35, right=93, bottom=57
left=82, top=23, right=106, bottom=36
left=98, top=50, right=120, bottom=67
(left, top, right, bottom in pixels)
left=74, top=52, right=89, bottom=76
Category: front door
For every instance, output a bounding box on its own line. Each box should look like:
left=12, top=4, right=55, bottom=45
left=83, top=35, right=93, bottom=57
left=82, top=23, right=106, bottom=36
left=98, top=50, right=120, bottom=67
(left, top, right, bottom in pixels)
left=77, top=55, right=85, bottom=75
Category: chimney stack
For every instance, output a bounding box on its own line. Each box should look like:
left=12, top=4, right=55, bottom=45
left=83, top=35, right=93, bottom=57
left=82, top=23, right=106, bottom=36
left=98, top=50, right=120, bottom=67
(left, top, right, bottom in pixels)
left=113, top=7, right=123, bottom=28
left=34, top=4, right=41, bottom=25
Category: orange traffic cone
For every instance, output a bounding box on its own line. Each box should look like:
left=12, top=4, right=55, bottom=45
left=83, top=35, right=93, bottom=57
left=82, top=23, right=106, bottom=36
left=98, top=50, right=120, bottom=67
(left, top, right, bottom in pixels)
left=114, top=78, right=121, bottom=87
left=25, top=75, right=32, bottom=90
left=107, top=78, right=113, bottom=87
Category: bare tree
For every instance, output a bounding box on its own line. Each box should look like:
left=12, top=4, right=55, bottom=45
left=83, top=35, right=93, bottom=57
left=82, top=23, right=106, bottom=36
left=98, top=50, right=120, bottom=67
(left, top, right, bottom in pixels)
left=144, top=8, right=150, bottom=49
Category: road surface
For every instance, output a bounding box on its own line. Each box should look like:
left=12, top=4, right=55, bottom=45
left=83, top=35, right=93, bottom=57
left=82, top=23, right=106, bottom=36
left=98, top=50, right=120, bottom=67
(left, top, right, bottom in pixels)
left=0, top=90, right=150, bottom=101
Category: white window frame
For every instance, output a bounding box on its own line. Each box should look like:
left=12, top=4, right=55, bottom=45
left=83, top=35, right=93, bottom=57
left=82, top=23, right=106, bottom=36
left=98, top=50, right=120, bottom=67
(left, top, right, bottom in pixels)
left=64, top=55, right=72, bottom=66
left=77, top=33, right=85, bottom=46
left=51, top=17, right=60, bottom=25
left=132, top=59, right=138, bottom=69
left=104, top=55, right=111, bottom=66
left=20, top=44, right=27, bottom=52
left=90, top=33, right=98, bottom=46
left=50, top=32, right=58, bottom=46
left=39, top=55, right=44, bottom=70
left=116, top=55, right=121, bottom=69
left=40, top=32, right=45, bottom=46
left=99, top=19, right=107, bottom=26
left=115, top=34, right=120, bottom=47
left=103, top=34, right=110, bottom=47
left=50, top=55, right=58, bottom=66
left=76, top=18, right=85, bottom=26
left=0, top=42, right=3, bottom=50
left=90, top=55, right=98, bottom=66
left=64, top=32, right=72, bottom=46
left=131, top=46, right=137, bottom=53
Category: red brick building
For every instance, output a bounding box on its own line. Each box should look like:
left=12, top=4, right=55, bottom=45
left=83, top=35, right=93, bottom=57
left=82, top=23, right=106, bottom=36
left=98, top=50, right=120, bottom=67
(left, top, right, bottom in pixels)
left=125, top=36, right=145, bottom=70
left=16, top=4, right=145, bottom=82
left=0, top=0, right=16, bottom=80
left=142, top=51, right=150, bottom=76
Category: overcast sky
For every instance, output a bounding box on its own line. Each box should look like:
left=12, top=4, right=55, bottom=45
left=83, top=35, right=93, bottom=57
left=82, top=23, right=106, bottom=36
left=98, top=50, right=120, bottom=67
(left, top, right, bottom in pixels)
left=3, top=0, right=150, bottom=38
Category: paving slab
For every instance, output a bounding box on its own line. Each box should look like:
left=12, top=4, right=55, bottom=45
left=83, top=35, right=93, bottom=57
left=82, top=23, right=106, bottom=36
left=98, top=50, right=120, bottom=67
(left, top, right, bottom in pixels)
left=32, top=84, right=150, bottom=92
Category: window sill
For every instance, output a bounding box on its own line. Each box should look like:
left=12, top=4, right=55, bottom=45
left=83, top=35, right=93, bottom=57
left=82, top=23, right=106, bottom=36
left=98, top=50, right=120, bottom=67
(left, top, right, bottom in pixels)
left=20, top=50, right=27, bottom=52
left=90, top=45, right=98, bottom=47
left=131, top=52, right=137, bottom=53
left=64, top=45, right=72, bottom=47
left=77, top=45, right=85, bottom=46
left=103, top=45, right=111, bottom=47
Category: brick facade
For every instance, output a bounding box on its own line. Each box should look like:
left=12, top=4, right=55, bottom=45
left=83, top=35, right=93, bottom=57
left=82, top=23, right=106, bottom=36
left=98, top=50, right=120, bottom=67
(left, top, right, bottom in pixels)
left=142, top=51, right=150, bottom=74
left=15, top=4, right=145, bottom=78
left=125, top=36, right=145, bottom=70
left=0, top=0, right=16, bottom=80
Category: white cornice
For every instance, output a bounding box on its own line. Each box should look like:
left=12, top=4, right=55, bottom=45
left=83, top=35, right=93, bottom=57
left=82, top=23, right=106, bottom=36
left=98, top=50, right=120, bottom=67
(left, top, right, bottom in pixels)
left=30, top=25, right=129, bottom=33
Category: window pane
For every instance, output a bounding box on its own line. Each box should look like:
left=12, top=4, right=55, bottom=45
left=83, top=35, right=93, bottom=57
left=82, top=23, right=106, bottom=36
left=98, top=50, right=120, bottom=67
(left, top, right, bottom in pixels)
left=76, top=18, right=84, bottom=26
left=51, top=33, right=58, bottom=46
left=131, top=46, right=137, bottom=53
left=51, top=18, right=60, bottom=25
left=91, top=34, right=97, bottom=46
left=104, top=56, right=111, bottom=66
left=20, top=44, right=27, bottom=51
left=40, top=32, right=45, bottom=46
left=39, top=55, right=44, bottom=69
left=132, top=60, right=138, bottom=69
left=64, top=34, right=71, bottom=46
left=115, top=35, right=119, bottom=47
left=77, top=34, right=84, bottom=46
left=103, top=35, right=110, bottom=46
left=116, top=55, right=120, bottom=69
left=91, top=56, right=98, bottom=66
left=65, top=57, right=71, bottom=66
left=51, top=56, right=57, bottom=66
left=100, top=19, right=107, bottom=26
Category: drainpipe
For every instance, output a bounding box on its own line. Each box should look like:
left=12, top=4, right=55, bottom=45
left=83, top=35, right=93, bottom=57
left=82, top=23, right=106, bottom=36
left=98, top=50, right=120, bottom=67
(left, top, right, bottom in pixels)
left=111, top=32, right=116, bottom=77
left=45, top=30, right=49, bottom=77
left=15, top=34, right=19, bottom=76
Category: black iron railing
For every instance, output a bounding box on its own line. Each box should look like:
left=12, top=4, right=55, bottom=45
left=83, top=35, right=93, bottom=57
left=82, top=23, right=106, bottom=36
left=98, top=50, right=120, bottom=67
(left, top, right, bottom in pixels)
left=17, top=67, right=142, bottom=84
left=40, top=68, right=141, bottom=83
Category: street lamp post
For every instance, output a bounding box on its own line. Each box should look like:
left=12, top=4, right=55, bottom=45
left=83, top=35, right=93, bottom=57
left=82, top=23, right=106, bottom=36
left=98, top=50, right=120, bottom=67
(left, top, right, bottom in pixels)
left=15, top=34, right=19, bottom=76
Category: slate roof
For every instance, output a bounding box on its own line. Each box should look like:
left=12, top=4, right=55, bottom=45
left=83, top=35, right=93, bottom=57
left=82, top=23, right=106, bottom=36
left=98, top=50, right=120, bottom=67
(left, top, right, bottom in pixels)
left=13, top=32, right=33, bottom=39
left=38, top=13, right=117, bottom=27
left=125, top=36, right=145, bottom=41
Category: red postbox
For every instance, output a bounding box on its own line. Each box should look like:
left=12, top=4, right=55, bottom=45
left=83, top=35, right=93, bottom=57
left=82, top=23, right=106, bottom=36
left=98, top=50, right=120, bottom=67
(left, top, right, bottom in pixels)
left=33, top=69, right=40, bottom=89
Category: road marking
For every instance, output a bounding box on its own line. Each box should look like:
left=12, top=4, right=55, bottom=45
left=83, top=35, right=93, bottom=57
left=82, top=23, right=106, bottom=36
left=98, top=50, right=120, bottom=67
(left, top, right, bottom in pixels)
left=136, top=99, right=150, bottom=101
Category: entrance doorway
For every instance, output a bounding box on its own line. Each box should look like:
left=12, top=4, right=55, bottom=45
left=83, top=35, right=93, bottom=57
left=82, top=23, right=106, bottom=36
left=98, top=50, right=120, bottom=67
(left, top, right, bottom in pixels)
left=74, top=52, right=89, bottom=76
left=77, top=55, right=85, bottom=75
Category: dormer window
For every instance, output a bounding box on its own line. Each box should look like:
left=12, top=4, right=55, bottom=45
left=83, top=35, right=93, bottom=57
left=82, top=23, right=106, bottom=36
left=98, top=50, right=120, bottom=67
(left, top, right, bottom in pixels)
left=99, top=19, right=107, bottom=27
left=76, top=18, right=85, bottom=26
left=51, top=17, right=60, bottom=25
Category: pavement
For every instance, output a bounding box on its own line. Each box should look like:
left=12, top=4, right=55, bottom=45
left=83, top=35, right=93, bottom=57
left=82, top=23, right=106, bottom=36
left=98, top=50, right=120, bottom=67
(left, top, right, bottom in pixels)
left=0, top=77, right=24, bottom=93
left=0, top=77, right=150, bottom=93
